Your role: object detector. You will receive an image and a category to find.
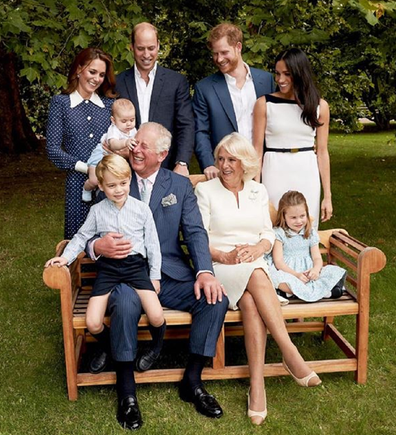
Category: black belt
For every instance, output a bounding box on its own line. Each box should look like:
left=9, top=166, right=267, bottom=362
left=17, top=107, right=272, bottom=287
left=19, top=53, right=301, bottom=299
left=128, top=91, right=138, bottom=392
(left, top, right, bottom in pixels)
left=265, top=147, right=315, bottom=153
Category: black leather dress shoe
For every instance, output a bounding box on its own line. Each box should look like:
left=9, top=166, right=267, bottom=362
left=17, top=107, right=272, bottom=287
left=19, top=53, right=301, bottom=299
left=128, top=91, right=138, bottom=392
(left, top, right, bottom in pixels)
left=135, top=349, right=160, bottom=372
left=179, top=382, right=223, bottom=418
left=89, top=350, right=110, bottom=374
left=117, top=395, right=143, bottom=431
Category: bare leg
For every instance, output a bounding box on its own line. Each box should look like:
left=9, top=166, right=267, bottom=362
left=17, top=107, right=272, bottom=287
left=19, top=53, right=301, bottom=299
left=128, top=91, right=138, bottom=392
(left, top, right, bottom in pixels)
left=135, top=289, right=164, bottom=327
left=239, top=291, right=267, bottom=424
left=278, top=282, right=293, bottom=295
left=84, top=166, right=99, bottom=191
left=246, top=269, right=319, bottom=383
left=86, top=293, right=111, bottom=334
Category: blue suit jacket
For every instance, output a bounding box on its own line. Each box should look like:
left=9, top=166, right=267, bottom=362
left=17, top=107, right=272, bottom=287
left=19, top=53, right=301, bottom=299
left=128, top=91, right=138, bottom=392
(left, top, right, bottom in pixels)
left=192, top=68, right=275, bottom=171
left=130, top=168, right=213, bottom=281
left=116, top=66, right=195, bottom=169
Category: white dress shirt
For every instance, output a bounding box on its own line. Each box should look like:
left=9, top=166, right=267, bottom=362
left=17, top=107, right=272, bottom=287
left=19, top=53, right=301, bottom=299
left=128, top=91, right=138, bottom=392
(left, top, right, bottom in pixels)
left=224, top=63, right=257, bottom=143
left=134, top=62, right=158, bottom=124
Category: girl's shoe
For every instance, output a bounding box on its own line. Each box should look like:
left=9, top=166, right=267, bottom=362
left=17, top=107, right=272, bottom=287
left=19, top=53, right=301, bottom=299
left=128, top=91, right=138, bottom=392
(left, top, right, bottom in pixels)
left=247, top=388, right=267, bottom=425
left=282, top=360, right=322, bottom=387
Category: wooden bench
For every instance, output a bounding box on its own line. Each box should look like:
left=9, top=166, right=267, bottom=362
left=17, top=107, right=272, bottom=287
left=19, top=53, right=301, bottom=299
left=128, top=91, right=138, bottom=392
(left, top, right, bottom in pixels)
left=43, top=177, right=386, bottom=401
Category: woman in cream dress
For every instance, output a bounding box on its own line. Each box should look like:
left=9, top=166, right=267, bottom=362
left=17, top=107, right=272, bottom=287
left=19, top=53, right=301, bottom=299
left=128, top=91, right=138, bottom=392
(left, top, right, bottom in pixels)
left=195, top=133, right=321, bottom=426
left=253, top=48, right=332, bottom=229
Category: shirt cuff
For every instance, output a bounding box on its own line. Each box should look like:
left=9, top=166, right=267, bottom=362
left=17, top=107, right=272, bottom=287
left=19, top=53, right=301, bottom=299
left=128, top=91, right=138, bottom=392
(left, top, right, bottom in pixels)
left=196, top=270, right=213, bottom=279
left=88, top=239, right=101, bottom=261
left=75, top=160, right=88, bottom=174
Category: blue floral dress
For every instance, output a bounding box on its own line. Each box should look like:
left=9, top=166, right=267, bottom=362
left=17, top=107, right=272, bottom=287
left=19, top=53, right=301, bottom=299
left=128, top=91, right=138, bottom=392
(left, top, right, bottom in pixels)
left=266, top=227, right=346, bottom=302
left=46, top=93, right=113, bottom=238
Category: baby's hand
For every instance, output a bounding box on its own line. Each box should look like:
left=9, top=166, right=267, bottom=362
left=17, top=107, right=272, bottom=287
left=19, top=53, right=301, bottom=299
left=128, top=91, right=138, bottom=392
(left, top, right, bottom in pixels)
left=125, top=138, right=136, bottom=151
left=45, top=256, right=68, bottom=267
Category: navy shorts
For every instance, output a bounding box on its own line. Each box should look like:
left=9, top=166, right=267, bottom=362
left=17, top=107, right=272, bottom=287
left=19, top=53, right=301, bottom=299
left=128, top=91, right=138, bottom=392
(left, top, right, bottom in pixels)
left=91, top=254, right=155, bottom=297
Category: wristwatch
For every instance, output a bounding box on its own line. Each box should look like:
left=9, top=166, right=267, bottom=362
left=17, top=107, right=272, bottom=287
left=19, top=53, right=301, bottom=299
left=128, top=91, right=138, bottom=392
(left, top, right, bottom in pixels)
left=175, top=161, right=188, bottom=167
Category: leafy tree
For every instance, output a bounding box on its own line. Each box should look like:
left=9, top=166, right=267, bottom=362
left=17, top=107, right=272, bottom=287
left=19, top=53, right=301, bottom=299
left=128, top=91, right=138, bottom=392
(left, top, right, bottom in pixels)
left=0, top=0, right=143, bottom=153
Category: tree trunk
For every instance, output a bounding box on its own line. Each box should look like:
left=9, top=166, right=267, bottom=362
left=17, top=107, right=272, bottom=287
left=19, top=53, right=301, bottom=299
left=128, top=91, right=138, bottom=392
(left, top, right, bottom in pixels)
left=0, top=47, right=40, bottom=154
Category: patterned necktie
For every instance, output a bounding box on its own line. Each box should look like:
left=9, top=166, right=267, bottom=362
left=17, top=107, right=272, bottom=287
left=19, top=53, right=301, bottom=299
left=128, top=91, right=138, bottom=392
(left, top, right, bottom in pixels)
left=140, top=179, right=150, bottom=204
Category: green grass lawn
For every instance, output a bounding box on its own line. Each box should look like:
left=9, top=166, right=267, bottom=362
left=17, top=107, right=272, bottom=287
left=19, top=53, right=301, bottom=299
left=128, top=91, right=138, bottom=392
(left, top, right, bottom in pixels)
left=0, top=128, right=395, bottom=434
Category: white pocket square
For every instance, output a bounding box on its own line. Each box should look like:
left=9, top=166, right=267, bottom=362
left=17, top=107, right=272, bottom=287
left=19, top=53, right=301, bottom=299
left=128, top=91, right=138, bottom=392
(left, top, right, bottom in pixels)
left=161, top=193, right=177, bottom=207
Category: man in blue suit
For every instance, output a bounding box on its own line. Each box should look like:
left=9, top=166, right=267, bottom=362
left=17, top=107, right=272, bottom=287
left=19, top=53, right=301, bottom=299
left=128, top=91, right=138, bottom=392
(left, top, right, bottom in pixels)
left=90, top=122, right=228, bottom=430
left=193, top=23, right=275, bottom=179
left=116, top=22, right=194, bottom=176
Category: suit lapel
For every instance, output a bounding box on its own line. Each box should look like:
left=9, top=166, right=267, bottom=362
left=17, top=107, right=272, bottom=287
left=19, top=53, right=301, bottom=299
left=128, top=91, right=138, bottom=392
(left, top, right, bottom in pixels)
left=212, top=72, right=238, bottom=131
left=124, top=68, right=142, bottom=127
left=130, top=172, right=140, bottom=199
left=149, top=168, right=169, bottom=212
left=149, top=66, right=165, bottom=121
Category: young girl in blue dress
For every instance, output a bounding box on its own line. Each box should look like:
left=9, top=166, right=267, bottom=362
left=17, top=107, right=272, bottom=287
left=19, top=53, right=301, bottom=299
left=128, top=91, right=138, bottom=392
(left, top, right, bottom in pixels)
left=267, top=191, right=346, bottom=302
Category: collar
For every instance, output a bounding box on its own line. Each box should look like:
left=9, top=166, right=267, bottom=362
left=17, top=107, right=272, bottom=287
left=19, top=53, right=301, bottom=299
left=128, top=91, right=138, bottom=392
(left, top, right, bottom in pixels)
left=286, top=227, right=306, bottom=237
left=70, top=90, right=105, bottom=108
left=224, top=62, right=252, bottom=85
left=136, top=169, right=159, bottom=186
left=134, top=62, right=158, bottom=80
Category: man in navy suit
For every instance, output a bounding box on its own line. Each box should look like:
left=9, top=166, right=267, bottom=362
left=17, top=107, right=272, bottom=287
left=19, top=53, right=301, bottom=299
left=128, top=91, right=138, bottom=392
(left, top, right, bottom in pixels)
left=90, top=122, right=228, bottom=430
left=193, top=23, right=275, bottom=179
left=116, top=22, right=194, bottom=176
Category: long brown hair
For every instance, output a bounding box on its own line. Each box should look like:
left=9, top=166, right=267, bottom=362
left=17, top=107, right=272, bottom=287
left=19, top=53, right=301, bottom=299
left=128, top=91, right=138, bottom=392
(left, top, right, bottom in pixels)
left=274, top=191, right=312, bottom=239
left=63, top=47, right=117, bottom=98
left=275, top=48, right=322, bottom=129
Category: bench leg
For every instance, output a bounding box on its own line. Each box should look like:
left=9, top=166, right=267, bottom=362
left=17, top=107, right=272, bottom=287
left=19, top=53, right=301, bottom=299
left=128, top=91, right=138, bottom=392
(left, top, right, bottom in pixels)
left=322, top=316, right=334, bottom=341
left=212, top=326, right=225, bottom=370
left=355, top=312, right=369, bottom=384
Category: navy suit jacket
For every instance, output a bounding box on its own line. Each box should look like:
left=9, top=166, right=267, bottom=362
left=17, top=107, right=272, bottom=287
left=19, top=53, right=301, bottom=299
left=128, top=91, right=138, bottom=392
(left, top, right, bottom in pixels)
left=130, top=168, right=213, bottom=281
left=192, top=68, right=275, bottom=171
left=116, top=66, right=195, bottom=169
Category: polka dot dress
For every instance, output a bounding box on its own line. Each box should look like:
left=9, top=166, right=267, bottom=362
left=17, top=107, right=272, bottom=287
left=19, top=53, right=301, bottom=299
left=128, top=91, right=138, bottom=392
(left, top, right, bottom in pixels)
left=46, top=93, right=114, bottom=239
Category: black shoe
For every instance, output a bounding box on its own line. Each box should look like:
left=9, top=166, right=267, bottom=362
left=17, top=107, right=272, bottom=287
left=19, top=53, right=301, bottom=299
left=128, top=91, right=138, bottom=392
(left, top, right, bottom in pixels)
left=89, top=350, right=110, bottom=374
left=179, top=381, right=223, bottom=418
left=117, top=395, right=143, bottom=431
left=330, top=273, right=347, bottom=299
left=135, top=349, right=160, bottom=372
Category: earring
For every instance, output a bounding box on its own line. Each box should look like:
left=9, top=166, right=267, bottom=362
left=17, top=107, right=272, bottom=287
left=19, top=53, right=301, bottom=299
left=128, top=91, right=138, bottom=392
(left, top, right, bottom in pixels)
left=77, top=74, right=80, bottom=78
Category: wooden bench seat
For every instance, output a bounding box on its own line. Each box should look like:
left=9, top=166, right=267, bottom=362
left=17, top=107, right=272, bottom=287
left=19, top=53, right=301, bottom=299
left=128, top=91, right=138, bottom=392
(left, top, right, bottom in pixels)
left=43, top=230, right=386, bottom=400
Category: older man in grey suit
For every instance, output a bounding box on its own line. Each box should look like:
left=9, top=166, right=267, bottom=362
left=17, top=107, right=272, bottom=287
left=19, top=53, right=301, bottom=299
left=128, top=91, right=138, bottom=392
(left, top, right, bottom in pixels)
left=193, top=23, right=275, bottom=179
left=89, top=122, right=228, bottom=430
left=116, top=23, right=194, bottom=176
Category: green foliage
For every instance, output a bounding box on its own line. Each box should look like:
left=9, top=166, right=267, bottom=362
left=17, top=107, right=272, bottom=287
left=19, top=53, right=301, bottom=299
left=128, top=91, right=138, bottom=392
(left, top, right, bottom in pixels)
left=1, top=0, right=396, bottom=133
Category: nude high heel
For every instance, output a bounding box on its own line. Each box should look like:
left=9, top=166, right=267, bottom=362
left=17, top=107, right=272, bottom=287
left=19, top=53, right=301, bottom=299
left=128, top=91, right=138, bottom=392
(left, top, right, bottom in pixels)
left=247, top=388, right=267, bottom=425
left=282, top=360, right=322, bottom=387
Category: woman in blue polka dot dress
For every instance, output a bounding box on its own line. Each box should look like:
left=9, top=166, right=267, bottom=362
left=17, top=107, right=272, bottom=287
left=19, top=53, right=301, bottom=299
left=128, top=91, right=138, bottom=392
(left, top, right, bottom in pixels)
left=47, top=48, right=116, bottom=239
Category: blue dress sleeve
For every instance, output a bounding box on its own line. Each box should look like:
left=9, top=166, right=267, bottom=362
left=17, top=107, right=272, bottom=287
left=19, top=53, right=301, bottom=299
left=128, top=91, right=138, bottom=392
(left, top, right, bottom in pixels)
left=273, top=227, right=286, bottom=243
left=309, top=228, right=320, bottom=247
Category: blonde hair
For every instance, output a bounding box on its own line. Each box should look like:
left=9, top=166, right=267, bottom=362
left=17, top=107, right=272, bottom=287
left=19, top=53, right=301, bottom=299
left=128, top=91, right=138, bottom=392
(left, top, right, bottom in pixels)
left=112, top=98, right=135, bottom=117
left=214, top=132, right=260, bottom=181
left=131, top=22, right=159, bottom=45
left=275, top=191, right=312, bottom=238
left=139, top=122, right=172, bottom=153
left=96, top=154, right=131, bottom=184
left=207, top=23, right=243, bottom=49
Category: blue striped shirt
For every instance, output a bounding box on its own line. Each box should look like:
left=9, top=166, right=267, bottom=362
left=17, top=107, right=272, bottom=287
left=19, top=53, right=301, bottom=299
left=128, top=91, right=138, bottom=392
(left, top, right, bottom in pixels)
left=62, top=196, right=161, bottom=279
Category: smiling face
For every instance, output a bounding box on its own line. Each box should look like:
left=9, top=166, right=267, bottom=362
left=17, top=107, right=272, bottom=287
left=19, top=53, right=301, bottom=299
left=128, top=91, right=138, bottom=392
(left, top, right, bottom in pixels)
left=211, top=36, right=242, bottom=75
left=217, top=147, right=244, bottom=186
left=112, top=107, right=136, bottom=134
left=275, top=59, right=294, bottom=98
left=284, top=204, right=308, bottom=233
left=132, top=27, right=159, bottom=75
left=98, top=170, right=131, bottom=209
left=129, top=126, right=167, bottom=178
left=76, top=58, right=107, bottom=99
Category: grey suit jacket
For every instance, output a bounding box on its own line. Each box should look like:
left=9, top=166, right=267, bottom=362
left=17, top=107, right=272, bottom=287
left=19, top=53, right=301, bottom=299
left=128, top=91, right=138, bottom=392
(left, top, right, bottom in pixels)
left=193, top=68, right=275, bottom=170
left=116, top=65, right=195, bottom=169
